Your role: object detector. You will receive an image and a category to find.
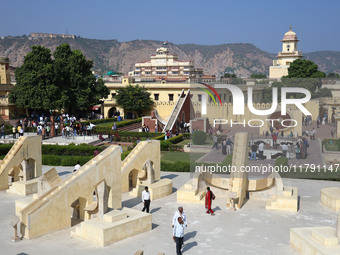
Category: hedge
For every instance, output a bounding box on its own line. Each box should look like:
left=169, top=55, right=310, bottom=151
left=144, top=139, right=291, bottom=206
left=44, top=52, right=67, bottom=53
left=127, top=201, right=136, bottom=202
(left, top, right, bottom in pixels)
left=113, top=131, right=163, bottom=138
left=275, top=156, right=288, bottom=167
left=121, top=150, right=132, bottom=161
left=161, top=161, right=191, bottom=172
left=42, top=144, right=104, bottom=156
left=42, top=155, right=93, bottom=166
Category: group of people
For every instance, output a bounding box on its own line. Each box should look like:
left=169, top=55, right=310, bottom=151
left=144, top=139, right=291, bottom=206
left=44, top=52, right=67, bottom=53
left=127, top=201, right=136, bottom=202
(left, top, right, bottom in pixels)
left=141, top=186, right=215, bottom=255
left=305, top=127, right=317, bottom=140
left=212, top=135, right=234, bottom=154
left=295, top=137, right=309, bottom=159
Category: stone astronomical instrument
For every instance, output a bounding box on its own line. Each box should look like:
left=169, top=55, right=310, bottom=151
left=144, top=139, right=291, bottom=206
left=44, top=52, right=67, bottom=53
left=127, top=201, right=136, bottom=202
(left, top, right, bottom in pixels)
left=269, top=111, right=292, bottom=130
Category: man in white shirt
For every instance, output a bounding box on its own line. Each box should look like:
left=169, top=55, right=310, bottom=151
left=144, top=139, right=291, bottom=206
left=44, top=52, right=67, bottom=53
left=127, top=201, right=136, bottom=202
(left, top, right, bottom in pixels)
left=172, top=206, right=187, bottom=228
left=281, top=143, right=288, bottom=158
left=173, top=217, right=186, bottom=255
left=258, top=142, right=264, bottom=160
left=73, top=161, right=81, bottom=172
left=142, top=186, right=151, bottom=213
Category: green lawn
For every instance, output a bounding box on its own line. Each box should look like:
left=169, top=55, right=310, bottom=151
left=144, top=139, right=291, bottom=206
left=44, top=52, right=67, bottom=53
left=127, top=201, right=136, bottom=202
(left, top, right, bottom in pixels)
left=177, top=139, right=214, bottom=146
left=324, top=140, right=339, bottom=151
left=96, top=119, right=133, bottom=127
left=161, top=151, right=205, bottom=162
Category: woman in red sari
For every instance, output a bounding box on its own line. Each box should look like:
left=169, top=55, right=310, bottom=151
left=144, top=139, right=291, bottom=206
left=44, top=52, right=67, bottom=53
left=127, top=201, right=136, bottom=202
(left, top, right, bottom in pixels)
left=205, top=187, right=215, bottom=215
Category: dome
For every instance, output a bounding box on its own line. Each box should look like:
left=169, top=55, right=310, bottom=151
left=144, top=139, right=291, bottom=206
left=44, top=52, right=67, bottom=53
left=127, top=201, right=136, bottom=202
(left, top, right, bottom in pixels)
left=281, top=26, right=298, bottom=41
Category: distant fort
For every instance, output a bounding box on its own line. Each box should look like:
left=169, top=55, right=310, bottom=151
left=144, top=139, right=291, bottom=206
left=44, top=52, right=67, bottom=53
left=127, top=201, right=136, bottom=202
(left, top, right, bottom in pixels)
left=29, top=33, right=75, bottom=39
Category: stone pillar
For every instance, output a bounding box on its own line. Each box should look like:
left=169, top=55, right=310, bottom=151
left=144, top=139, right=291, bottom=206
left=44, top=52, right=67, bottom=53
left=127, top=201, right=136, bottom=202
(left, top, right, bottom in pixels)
left=230, top=132, right=249, bottom=209
left=96, top=180, right=109, bottom=219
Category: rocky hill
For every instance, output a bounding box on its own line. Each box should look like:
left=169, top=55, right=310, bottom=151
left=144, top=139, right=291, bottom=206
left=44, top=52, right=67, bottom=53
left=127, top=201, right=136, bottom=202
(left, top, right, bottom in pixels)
left=0, top=35, right=339, bottom=77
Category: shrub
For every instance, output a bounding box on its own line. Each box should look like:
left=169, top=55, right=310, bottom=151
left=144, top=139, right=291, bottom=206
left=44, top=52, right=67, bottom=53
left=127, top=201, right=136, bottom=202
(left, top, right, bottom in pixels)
left=121, top=150, right=132, bottom=160
left=0, top=144, right=13, bottom=155
left=154, top=135, right=165, bottom=140
left=161, top=160, right=190, bottom=172
left=192, top=131, right=207, bottom=145
left=60, top=156, right=92, bottom=166
left=275, top=156, right=288, bottom=167
left=42, top=144, right=103, bottom=156
left=160, top=141, right=172, bottom=151
left=42, top=155, right=62, bottom=165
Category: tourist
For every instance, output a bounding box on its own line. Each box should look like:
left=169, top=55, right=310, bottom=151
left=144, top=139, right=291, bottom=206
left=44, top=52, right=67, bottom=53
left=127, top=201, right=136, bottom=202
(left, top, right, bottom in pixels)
left=250, top=143, right=257, bottom=160
left=281, top=143, right=288, bottom=158
left=295, top=143, right=301, bottom=159
left=212, top=135, right=218, bottom=150
left=0, top=124, right=5, bottom=139
left=118, top=143, right=123, bottom=153
left=173, top=216, right=186, bottom=255
left=311, top=128, right=316, bottom=140
left=98, top=133, right=105, bottom=142
left=205, top=187, right=215, bottom=215
left=146, top=126, right=150, bottom=132
left=94, top=148, right=100, bottom=157
left=258, top=142, right=264, bottom=160
left=222, top=138, right=226, bottom=155
left=172, top=206, right=187, bottom=228
left=272, top=133, right=277, bottom=149
left=73, top=161, right=81, bottom=172
left=46, top=125, right=50, bottom=137
left=12, top=126, right=16, bottom=139
left=303, top=138, right=309, bottom=159
left=19, top=126, right=24, bottom=137
left=288, top=131, right=293, bottom=138
left=226, top=138, right=233, bottom=155
left=155, top=124, right=158, bottom=133
left=142, top=186, right=151, bottom=213
left=317, top=117, right=320, bottom=128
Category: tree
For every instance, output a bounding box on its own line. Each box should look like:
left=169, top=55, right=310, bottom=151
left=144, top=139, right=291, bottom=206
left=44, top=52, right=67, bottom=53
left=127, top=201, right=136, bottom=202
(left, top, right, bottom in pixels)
left=286, top=59, right=326, bottom=78
left=316, top=87, right=332, bottom=98
left=10, top=44, right=109, bottom=114
left=221, top=73, right=237, bottom=78
left=53, top=44, right=109, bottom=113
left=10, top=46, right=60, bottom=112
left=250, top=73, right=267, bottom=79
left=326, top=72, right=340, bottom=78
left=114, top=84, right=154, bottom=117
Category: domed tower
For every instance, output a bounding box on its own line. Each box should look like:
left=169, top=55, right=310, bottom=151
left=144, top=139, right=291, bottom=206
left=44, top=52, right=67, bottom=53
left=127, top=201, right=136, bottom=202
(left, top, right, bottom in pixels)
left=269, top=26, right=303, bottom=79
left=0, top=56, right=10, bottom=84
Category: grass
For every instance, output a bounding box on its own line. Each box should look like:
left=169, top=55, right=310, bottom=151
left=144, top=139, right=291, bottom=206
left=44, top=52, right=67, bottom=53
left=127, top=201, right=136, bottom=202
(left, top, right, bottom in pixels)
left=96, top=119, right=134, bottom=127
left=324, top=139, right=339, bottom=151
left=177, top=138, right=215, bottom=146
left=161, top=151, right=205, bottom=162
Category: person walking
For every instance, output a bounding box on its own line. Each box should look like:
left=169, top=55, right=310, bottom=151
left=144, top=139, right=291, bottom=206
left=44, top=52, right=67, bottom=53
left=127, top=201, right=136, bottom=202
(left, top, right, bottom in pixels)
left=205, top=187, right=215, bottom=215
left=173, top=216, right=186, bottom=255
left=142, top=186, right=151, bottom=213
left=172, top=206, right=187, bottom=228
left=94, top=148, right=99, bottom=157
left=212, top=135, right=218, bottom=150
left=226, top=138, right=233, bottom=155
left=295, top=143, right=301, bottom=159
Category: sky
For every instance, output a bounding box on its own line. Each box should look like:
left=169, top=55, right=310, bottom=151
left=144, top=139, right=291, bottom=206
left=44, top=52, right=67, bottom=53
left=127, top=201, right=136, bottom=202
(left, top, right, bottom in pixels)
left=1, top=0, right=340, bottom=53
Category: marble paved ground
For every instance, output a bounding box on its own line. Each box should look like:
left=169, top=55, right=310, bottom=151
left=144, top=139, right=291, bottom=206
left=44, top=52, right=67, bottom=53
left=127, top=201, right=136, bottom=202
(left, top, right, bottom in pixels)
left=1, top=167, right=340, bottom=254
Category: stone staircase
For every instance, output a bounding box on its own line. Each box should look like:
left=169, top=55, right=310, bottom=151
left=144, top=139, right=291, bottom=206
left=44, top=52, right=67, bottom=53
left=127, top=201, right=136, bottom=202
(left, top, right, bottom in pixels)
left=163, top=89, right=189, bottom=132
left=265, top=186, right=298, bottom=212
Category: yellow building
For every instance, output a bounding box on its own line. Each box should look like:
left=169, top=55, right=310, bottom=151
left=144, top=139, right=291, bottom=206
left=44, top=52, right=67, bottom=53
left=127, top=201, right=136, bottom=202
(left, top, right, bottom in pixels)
left=269, top=26, right=303, bottom=79
left=0, top=56, right=16, bottom=122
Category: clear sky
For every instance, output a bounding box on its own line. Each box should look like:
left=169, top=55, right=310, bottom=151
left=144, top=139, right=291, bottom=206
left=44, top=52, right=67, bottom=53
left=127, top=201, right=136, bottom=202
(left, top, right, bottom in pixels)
left=1, top=0, right=339, bottom=53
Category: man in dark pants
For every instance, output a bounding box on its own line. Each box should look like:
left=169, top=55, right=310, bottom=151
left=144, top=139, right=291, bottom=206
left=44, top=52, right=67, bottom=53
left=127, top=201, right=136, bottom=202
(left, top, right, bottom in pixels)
left=142, top=186, right=151, bottom=213
left=173, top=217, right=186, bottom=255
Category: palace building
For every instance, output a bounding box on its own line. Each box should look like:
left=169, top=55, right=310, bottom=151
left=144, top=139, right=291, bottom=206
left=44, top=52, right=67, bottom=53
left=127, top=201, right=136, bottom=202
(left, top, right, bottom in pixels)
left=269, top=26, right=303, bottom=79
left=129, top=47, right=203, bottom=82
left=0, top=56, right=16, bottom=121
